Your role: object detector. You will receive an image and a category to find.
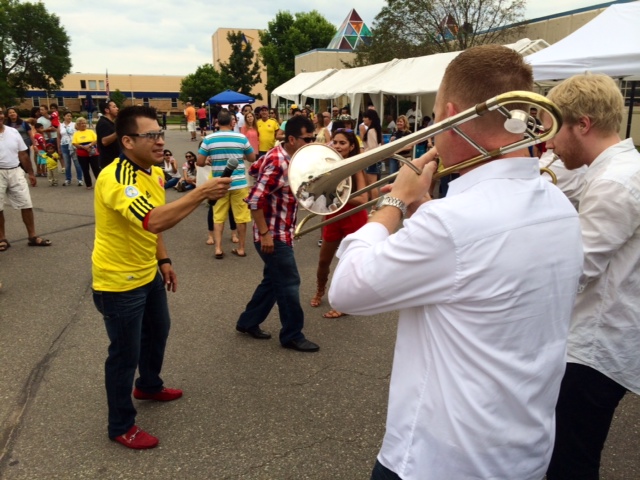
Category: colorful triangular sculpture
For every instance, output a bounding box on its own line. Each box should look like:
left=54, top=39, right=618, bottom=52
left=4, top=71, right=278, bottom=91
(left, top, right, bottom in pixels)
left=327, top=9, right=373, bottom=50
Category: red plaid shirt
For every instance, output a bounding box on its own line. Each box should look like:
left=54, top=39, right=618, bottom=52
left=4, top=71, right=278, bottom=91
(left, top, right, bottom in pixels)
left=245, top=145, right=298, bottom=246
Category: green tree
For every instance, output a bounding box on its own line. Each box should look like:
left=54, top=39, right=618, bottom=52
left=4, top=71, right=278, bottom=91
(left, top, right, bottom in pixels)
left=351, top=0, right=527, bottom=66
left=179, top=64, right=224, bottom=107
left=219, top=31, right=263, bottom=100
left=0, top=0, right=71, bottom=106
left=109, top=89, right=127, bottom=109
left=259, top=11, right=337, bottom=98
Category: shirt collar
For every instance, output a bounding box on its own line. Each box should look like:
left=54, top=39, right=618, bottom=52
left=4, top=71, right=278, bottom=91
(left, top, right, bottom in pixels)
left=447, top=157, right=539, bottom=196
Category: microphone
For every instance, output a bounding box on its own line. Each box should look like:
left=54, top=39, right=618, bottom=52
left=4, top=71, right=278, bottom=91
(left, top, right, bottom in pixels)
left=221, top=158, right=239, bottom=178
left=209, top=158, right=239, bottom=206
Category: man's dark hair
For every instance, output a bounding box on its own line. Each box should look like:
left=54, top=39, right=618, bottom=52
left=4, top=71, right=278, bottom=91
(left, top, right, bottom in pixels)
left=100, top=100, right=113, bottom=114
left=217, top=110, right=232, bottom=126
left=285, top=115, right=314, bottom=139
left=116, top=105, right=158, bottom=149
left=50, top=103, right=58, bottom=110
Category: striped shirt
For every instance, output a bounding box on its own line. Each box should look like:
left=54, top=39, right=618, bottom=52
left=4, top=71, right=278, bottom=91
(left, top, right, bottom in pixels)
left=198, top=130, right=253, bottom=190
left=245, top=144, right=297, bottom=246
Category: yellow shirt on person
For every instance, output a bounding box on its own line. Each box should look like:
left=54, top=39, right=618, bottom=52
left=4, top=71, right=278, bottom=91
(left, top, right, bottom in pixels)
left=256, top=118, right=280, bottom=152
left=92, top=156, right=166, bottom=292
left=44, top=152, right=59, bottom=170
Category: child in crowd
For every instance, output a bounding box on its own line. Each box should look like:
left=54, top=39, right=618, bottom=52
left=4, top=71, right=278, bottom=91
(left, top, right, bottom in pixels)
left=43, top=143, right=59, bottom=186
left=34, top=122, right=47, bottom=177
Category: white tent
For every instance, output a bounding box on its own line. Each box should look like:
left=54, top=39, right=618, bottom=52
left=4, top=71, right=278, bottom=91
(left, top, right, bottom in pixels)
left=527, top=2, right=640, bottom=81
left=270, top=69, right=338, bottom=107
left=346, top=38, right=548, bottom=118
left=301, top=60, right=399, bottom=111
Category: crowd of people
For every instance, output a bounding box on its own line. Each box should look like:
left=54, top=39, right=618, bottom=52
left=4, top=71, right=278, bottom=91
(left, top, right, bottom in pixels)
left=1, top=44, right=638, bottom=480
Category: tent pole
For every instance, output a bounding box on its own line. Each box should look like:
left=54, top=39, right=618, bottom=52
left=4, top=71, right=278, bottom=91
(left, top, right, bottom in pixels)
left=626, top=81, right=636, bottom=139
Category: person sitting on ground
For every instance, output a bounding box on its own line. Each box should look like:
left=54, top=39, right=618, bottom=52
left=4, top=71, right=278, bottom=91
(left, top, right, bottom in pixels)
left=175, top=151, right=197, bottom=192
left=161, top=149, right=181, bottom=189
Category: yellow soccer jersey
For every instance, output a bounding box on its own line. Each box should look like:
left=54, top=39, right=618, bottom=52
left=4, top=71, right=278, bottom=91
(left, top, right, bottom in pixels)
left=44, top=152, right=59, bottom=170
left=92, top=157, right=166, bottom=292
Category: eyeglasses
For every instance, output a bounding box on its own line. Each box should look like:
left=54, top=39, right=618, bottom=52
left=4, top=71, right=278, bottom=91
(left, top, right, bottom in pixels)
left=164, top=153, right=171, bottom=156
left=126, top=131, right=165, bottom=141
left=296, top=136, right=316, bottom=143
left=185, top=155, right=194, bottom=159
left=334, top=128, right=353, bottom=134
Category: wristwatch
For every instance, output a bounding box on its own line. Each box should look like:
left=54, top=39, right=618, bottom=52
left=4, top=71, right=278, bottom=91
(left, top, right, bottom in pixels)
left=378, top=196, right=407, bottom=217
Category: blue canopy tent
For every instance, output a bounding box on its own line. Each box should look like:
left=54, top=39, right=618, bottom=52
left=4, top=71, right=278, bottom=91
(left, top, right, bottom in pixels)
left=207, top=90, right=255, bottom=105
left=206, top=90, right=255, bottom=130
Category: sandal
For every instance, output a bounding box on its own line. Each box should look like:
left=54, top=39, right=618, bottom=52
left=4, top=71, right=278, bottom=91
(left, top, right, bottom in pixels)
left=27, top=237, right=52, bottom=247
left=0, top=239, right=10, bottom=252
left=322, top=309, right=348, bottom=319
left=310, top=286, right=325, bottom=308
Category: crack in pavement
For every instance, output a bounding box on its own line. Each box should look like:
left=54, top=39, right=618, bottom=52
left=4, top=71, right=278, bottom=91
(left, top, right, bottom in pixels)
left=0, top=278, right=94, bottom=475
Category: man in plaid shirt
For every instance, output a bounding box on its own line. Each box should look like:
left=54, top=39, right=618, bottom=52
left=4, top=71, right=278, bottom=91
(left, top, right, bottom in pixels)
left=236, top=115, right=320, bottom=352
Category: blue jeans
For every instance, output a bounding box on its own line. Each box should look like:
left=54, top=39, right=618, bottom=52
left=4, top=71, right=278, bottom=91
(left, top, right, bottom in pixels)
left=237, top=240, right=305, bottom=345
left=93, top=273, right=171, bottom=438
left=371, top=460, right=402, bottom=480
left=61, top=144, right=83, bottom=183
left=164, top=177, right=179, bottom=189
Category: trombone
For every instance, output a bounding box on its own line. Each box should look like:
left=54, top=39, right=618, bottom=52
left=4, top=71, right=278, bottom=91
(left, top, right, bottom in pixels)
left=289, top=91, right=562, bottom=238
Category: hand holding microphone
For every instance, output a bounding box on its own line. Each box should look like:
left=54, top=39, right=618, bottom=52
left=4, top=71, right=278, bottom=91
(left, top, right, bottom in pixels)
left=206, top=158, right=238, bottom=204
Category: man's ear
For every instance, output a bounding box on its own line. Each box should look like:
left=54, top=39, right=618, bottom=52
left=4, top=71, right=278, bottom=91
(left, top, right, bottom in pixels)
left=120, top=135, right=134, bottom=150
left=578, top=115, right=592, bottom=134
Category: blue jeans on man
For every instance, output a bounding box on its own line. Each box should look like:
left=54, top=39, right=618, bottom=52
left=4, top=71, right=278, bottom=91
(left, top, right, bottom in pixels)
left=93, top=273, right=171, bottom=438
left=236, top=240, right=305, bottom=345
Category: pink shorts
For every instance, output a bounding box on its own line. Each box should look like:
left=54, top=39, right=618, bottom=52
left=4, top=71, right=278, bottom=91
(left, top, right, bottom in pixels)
left=322, top=209, right=368, bottom=242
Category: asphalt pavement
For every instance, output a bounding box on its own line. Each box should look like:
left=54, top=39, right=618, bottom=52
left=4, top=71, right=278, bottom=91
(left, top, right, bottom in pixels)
left=0, top=127, right=638, bottom=479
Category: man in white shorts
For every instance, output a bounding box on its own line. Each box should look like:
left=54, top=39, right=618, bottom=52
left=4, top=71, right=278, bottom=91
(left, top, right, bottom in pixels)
left=0, top=107, right=52, bottom=251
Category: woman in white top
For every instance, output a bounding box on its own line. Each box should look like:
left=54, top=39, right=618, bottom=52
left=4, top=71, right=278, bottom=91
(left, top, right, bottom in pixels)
left=362, top=109, right=383, bottom=202
left=58, top=112, right=84, bottom=186
left=161, top=149, right=180, bottom=189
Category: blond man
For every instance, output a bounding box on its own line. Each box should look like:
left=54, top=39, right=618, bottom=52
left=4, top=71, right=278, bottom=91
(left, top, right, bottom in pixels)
left=545, top=74, right=640, bottom=479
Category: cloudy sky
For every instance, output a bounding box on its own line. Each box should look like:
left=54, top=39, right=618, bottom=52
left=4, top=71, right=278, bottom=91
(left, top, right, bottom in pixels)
left=41, top=0, right=611, bottom=76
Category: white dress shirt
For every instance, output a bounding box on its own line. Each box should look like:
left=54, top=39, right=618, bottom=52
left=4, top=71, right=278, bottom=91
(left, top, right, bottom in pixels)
left=567, top=138, right=640, bottom=394
left=329, top=158, right=583, bottom=480
left=539, top=150, right=587, bottom=209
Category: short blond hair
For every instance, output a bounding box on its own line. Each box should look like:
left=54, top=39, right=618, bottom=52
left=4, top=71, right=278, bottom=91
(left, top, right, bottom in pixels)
left=547, top=73, right=623, bottom=134
left=396, top=115, right=410, bottom=133
left=440, top=45, right=533, bottom=130
left=75, top=116, right=87, bottom=125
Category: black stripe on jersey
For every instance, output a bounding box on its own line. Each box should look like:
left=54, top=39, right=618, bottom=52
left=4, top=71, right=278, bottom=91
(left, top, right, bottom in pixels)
left=129, top=198, right=152, bottom=221
left=115, top=159, right=138, bottom=185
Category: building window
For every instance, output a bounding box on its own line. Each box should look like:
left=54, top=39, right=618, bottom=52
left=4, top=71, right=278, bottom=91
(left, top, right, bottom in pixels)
left=99, top=80, right=105, bottom=90
left=621, top=80, right=640, bottom=106
left=171, top=98, right=178, bottom=108
left=33, top=97, right=40, bottom=107
left=80, top=80, right=86, bottom=89
left=88, top=80, right=97, bottom=90
left=57, top=97, right=65, bottom=107
left=143, top=97, right=150, bottom=107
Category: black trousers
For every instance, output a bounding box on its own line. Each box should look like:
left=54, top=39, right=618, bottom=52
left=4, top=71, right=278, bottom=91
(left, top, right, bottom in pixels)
left=547, top=363, right=627, bottom=480
left=78, top=155, right=101, bottom=187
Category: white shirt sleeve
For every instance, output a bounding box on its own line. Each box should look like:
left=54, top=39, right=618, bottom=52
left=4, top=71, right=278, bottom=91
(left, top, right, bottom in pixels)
left=329, top=207, right=458, bottom=316
left=578, top=178, right=640, bottom=290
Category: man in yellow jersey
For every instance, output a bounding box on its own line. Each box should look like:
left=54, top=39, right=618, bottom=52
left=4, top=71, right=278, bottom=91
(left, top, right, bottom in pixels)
left=256, top=106, right=280, bottom=156
left=92, top=106, right=231, bottom=449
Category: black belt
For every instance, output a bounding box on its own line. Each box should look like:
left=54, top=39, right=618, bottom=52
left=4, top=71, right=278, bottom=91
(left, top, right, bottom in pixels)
left=0, top=166, right=20, bottom=170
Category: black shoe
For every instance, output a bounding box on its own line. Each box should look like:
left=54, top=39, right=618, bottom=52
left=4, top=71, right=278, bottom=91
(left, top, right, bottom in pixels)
left=236, top=325, right=271, bottom=340
left=282, top=338, right=320, bottom=352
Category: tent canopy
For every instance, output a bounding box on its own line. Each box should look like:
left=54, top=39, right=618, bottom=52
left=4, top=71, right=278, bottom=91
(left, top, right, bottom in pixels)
left=271, top=69, right=337, bottom=106
left=302, top=60, right=399, bottom=111
left=527, top=3, right=640, bottom=81
left=207, top=90, right=255, bottom=105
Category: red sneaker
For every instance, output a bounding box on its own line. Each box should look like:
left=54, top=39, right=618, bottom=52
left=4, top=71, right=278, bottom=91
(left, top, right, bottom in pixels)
left=112, top=425, right=158, bottom=449
left=133, top=387, right=183, bottom=402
